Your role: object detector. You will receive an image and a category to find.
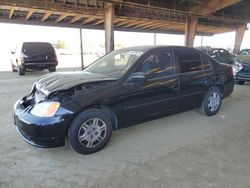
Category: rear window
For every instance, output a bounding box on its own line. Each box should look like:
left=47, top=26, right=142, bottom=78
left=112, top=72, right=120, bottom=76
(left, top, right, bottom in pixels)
left=22, top=43, right=54, bottom=53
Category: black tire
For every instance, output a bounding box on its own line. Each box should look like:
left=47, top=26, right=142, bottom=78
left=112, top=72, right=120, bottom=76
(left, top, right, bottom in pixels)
left=49, top=68, right=56, bottom=72
left=18, top=66, right=25, bottom=76
left=68, top=108, right=113, bottom=154
left=201, top=86, right=222, bottom=116
left=236, top=81, right=245, bottom=85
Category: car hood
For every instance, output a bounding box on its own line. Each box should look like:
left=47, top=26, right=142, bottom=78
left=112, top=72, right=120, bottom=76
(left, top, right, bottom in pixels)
left=236, top=55, right=250, bottom=64
left=35, top=71, right=116, bottom=95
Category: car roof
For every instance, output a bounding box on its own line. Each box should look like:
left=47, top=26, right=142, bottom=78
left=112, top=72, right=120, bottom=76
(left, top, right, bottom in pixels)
left=119, top=45, right=198, bottom=52
left=23, top=42, right=51, bottom=45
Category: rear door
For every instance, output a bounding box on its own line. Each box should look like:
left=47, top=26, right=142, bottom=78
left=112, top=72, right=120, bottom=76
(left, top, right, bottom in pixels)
left=174, top=47, right=213, bottom=111
left=121, top=48, right=179, bottom=125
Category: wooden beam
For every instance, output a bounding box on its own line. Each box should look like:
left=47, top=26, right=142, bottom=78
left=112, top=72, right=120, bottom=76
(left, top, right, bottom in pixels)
left=184, top=16, right=198, bottom=47
left=115, top=20, right=131, bottom=27
left=41, top=11, right=53, bottom=22
left=133, top=21, right=155, bottom=28
left=93, top=19, right=104, bottom=26
left=191, top=0, right=241, bottom=15
left=122, top=20, right=146, bottom=28
left=82, top=17, right=97, bottom=24
left=70, top=15, right=83, bottom=24
left=233, top=24, right=247, bottom=54
left=140, top=22, right=166, bottom=29
left=104, top=3, right=114, bottom=53
left=26, top=9, right=34, bottom=21
left=9, top=8, right=14, bottom=19
left=56, top=13, right=69, bottom=23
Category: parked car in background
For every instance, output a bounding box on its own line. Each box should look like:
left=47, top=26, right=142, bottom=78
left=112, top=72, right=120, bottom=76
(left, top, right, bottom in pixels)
left=233, top=49, right=250, bottom=85
left=14, top=46, right=234, bottom=154
left=11, top=42, right=58, bottom=75
left=197, top=47, right=234, bottom=65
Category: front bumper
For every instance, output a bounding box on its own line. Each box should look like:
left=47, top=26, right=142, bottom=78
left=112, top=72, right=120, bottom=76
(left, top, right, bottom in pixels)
left=234, top=71, right=250, bottom=82
left=14, top=98, right=72, bottom=148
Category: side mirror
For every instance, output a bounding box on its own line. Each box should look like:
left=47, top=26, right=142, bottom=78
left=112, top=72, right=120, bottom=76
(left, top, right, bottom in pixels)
left=127, top=72, right=146, bottom=83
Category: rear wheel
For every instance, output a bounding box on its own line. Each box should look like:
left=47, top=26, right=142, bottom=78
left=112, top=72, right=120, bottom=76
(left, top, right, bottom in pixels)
left=49, top=68, right=56, bottom=72
left=18, top=66, right=25, bottom=76
left=236, top=81, right=245, bottom=85
left=201, top=86, right=222, bottom=116
left=68, top=109, right=113, bottom=154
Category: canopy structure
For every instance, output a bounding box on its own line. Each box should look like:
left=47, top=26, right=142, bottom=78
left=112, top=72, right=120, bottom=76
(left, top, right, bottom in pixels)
left=0, top=0, right=249, bottom=56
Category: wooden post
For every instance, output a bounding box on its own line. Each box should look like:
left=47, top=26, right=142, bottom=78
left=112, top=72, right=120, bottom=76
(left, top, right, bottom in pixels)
left=184, top=15, right=198, bottom=47
left=104, top=3, right=114, bottom=54
left=233, top=24, right=247, bottom=54
left=79, top=28, right=84, bottom=70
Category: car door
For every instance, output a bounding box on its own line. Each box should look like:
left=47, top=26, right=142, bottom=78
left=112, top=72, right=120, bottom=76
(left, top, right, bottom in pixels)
left=121, top=48, right=179, bottom=125
left=174, top=47, right=213, bottom=111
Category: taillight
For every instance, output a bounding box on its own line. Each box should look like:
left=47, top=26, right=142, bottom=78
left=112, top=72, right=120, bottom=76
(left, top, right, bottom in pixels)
left=52, top=53, right=57, bottom=62
left=20, top=52, right=28, bottom=63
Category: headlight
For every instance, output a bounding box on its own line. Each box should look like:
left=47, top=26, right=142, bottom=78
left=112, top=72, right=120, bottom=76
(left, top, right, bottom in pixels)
left=30, top=102, right=60, bottom=117
left=232, top=62, right=243, bottom=75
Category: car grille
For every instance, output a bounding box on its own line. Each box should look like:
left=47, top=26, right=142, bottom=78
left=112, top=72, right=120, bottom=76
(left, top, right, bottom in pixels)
left=242, top=64, right=250, bottom=72
left=34, top=89, right=46, bottom=103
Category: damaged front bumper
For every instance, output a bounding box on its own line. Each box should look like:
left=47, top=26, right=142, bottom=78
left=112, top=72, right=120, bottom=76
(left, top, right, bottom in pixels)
left=14, top=96, right=73, bottom=148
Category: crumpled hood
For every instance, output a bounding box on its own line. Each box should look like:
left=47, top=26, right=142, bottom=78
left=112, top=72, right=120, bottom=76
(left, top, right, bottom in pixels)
left=35, top=71, right=116, bottom=95
left=236, top=55, right=250, bottom=64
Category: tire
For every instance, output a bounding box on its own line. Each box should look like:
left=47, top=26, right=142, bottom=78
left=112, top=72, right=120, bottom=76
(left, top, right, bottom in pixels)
left=236, top=81, right=245, bottom=85
left=18, top=66, right=25, bottom=76
left=201, top=86, right=222, bottom=116
left=49, top=68, right=56, bottom=72
left=68, top=108, right=113, bottom=154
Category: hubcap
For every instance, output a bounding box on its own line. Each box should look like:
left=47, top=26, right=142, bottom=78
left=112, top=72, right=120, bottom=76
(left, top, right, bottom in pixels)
left=208, top=92, right=220, bottom=112
left=78, top=118, right=107, bottom=148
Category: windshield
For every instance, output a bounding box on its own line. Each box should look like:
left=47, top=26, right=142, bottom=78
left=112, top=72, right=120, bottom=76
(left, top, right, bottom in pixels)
left=239, top=49, right=250, bottom=55
left=84, top=50, right=144, bottom=79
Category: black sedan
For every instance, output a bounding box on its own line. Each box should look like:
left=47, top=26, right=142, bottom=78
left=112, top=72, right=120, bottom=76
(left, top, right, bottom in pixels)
left=14, top=46, right=234, bottom=154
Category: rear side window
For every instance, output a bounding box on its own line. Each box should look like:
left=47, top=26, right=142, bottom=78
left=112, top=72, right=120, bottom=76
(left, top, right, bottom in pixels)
left=177, top=49, right=202, bottom=73
left=22, top=43, right=54, bottom=53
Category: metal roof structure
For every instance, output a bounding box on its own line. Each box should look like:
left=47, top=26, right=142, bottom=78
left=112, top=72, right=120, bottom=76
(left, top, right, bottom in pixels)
left=0, top=0, right=249, bottom=35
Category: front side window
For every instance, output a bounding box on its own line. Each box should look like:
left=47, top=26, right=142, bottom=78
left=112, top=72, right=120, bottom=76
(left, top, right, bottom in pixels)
left=84, top=50, right=143, bottom=79
left=177, top=50, right=202, bottom=73
left=137, top=51, right=174, bottom=78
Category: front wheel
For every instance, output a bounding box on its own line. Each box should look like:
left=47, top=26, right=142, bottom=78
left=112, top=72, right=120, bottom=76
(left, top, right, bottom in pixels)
left=201, top=87, right=222, bottom=116
left=236, top=81, right=245, bottom=85
left=68, top=109, right=113, bottom=154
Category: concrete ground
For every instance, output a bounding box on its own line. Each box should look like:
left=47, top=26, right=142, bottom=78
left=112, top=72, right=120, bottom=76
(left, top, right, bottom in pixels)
left=0, top=70, right=250, bottom=188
